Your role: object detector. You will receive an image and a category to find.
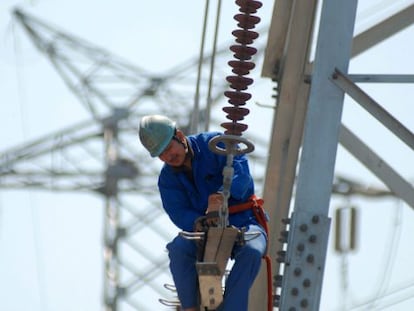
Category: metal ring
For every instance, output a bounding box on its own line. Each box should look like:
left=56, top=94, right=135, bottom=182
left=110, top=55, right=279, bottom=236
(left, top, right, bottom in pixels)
left=208, top=134, right=255, bottom=156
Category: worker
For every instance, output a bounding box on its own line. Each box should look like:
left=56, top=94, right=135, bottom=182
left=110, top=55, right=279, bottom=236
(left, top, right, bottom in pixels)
left=138, top=114, right=267, bottom=311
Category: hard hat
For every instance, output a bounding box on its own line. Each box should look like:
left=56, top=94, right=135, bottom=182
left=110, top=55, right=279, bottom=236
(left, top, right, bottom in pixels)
left=139, top=115, right=176, bottom=157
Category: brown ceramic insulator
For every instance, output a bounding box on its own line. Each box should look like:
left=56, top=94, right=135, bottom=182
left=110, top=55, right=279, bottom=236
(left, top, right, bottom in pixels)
left=224, top=90, right=252, bottom=105
left=220, top=0, right=262, bottom=136
left=228, top=60, right=255, bottom=76
left=226, top=75, right=253, bottom=90
left=232, top=29, right=259, bottom=45
left=234, top=14, right=261, bottom=29
left=230, top=45, right=257, bottom=61
left=236, top=0, right=263, bottom=14
left=221, top=122, right=248, bottom=136
left=223, top=106, right=250, bottom=120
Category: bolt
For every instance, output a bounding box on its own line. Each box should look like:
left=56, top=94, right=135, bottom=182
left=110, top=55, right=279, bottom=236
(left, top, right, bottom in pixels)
left=312, top=215, right=320, bottom=224
left=276, top=250, right=286, bottom=263
left=297, top=243, right=305, bottom=252
left=301, top=299, right=309, bottom=308
left=306, top=254, right=314, bottom=263
left=294, top=267, right=302, bottom=277
left=291, top=288, right=299, bottom=296
left=279, top=230, right=289, bottom=243
left=282, top=218, right=291, bottom=225
left=274, top=294, right=280, bottom=307
left=274, top=274, right=283, bottom=287
left=303, top=279, right=311, bottom=288
left=300, top=224, right=308, bottom=232
left=281, top=230, right=289, bottom=237
left=309, top=235, right=317, bottom=243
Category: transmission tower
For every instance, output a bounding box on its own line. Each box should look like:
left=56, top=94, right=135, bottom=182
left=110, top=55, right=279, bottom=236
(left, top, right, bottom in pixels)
left=2, top=8, right=269, bottom=311
left=258, top=1, right=414, bottom=310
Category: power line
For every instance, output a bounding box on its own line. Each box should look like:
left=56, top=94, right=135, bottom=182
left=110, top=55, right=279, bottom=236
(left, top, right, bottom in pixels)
left=365, top=200, right=403, bottom=310
left=345, top=278, right=414, bottom=311
left=12, top=16, right=49, bottom=311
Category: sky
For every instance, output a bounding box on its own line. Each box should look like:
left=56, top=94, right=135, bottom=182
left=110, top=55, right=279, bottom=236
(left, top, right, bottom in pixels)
left=0, top=0, right=414, bottom=311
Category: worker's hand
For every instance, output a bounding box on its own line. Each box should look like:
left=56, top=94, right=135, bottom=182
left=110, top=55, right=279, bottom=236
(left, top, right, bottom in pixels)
left=194, top=216, right=208, bottom=232
left=207, top=193, right=223, bottom=213
left=205, top=193, right=223, bottom=227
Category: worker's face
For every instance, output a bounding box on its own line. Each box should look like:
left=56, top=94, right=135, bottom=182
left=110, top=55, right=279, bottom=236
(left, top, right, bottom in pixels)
left=158, top=133, right=186, bottom=167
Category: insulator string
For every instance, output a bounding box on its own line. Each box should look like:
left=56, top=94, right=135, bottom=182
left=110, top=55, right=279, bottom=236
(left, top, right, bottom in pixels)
left=221, top=0, right=262, bottom=136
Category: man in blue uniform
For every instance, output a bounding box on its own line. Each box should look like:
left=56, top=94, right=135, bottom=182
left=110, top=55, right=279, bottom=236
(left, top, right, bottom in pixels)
left=139, top=115, right=267, bottom=311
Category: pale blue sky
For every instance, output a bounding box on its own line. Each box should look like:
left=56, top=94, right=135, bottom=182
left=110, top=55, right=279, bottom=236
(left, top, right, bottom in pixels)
left=1, top=1, right=414, bottom=310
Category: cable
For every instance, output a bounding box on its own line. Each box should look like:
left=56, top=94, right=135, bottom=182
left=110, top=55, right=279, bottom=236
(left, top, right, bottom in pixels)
left=339, top=253, right=351, bottom=311
left=11, top=17, right=48, bottom=311
left=332, top=199, right=405, bottom=311
left=365, top=199, right=403, bottom=310
left=376, top=292, right=414, bottom=310
left=191, top=0, right=210, bottom=134
left=346, top=279, right=414, bottom=311
left=8, top=17, right=29, bottom=140
left=192, top=0, right=224, bottom=133
left=204, top=0, right=222, bottom=132
left=335, top=199, right=405, bottom=311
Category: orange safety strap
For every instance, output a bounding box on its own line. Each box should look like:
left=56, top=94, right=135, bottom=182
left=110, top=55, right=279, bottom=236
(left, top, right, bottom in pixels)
left=229, top=195, right=273, bottom=311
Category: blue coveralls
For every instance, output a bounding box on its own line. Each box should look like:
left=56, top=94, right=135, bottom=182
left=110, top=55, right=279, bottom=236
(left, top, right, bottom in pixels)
left=158, top=131, right=267, bottom=311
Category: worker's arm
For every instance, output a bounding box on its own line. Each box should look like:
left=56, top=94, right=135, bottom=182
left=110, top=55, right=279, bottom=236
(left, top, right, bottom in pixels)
left=214, top=151, right=253, bottom=201
left=158, top=169, right=205, bottom=232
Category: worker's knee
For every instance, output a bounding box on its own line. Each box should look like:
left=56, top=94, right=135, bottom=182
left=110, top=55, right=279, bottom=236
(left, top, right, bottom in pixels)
left=236, top=243, right=263, bottom=267
left=243, top=224, right=267, bottom=256
left=166, top=234, right=197, bottom=261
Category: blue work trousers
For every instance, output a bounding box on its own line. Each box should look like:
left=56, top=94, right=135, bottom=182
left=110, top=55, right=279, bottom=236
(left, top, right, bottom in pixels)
left=166, top=224, right=267, bottom=311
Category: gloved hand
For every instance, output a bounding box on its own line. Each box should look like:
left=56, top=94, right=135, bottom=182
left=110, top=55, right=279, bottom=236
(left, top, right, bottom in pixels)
left=206, top=193, right=223, bottom=226
left=207, top=193, right=223, bottom=213
left=194, top=216, right=208, bottom=232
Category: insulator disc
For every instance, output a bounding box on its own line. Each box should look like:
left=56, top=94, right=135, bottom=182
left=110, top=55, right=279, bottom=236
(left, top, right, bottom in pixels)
left=236, top=0, right=263, bottom=14
left=230, top=45, right=257, bottom=60
left=223, top=106, right=250, bottom=120
left=224, top=91, right=252, bottom=105
left=226, top=75, right=254, bottom=90
left=221, top=122, right=248, bottom=135
left=228, top=60, right=255, bottom=75
left=232, top=29, right=259, bottom=45
left=234, top=14, right=261, bottom=29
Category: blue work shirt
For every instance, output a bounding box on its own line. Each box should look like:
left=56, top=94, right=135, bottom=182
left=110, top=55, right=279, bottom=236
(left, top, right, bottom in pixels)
left=158, top=131, right=258, bottom=232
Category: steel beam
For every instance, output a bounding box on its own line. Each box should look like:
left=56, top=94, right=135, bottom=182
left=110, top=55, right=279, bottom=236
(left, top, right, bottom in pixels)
left=332, top=69, right=414, bottom=151
left=348, top=74, right=414, bottom=83
left=252, top=1, right=318, bottom=310
left=277, top=0, right=358, bottom=309
left=339, top=125, right=414, bottom=209
left=352, top=3, right=414, bottom=58
left=261, top=0, right=294, bottom=78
